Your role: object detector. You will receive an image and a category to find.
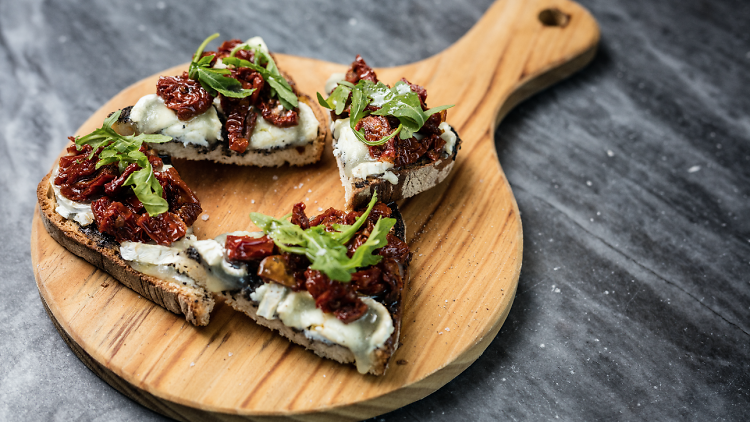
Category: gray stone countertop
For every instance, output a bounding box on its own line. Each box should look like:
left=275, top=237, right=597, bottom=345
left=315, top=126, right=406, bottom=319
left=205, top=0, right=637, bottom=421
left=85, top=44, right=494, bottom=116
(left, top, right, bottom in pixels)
left=1, top=0, right=748, bottom=420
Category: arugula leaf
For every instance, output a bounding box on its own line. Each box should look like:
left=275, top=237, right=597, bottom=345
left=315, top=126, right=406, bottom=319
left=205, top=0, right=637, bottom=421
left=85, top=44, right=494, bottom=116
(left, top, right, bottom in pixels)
left=188, top=34, right=255, bottom=99
left=74, top=110, right=171, bottom=216
left=249, top=194, right=392, bottom=282
left=317, top=78, right=455, bottom=145
left=346, top=217, right=395, bottom=270
left=332, top=194, right=378, bottom=244
left=222, top=44, right=299, bottom=109
left=124, top=166, right=168, bottom=216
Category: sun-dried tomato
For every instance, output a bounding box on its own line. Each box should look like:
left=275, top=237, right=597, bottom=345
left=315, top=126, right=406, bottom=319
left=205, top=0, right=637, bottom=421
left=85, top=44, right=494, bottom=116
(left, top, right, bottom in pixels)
left=378, top=233, right=410, bottom=263
left=137, top=212, right=187, bottom=245
left=147, top=153, right=164, bottom=170
left=156, top=72, right=212, bottom=121
left=223, top=98, right=251, bottom=153
left=367, top=202, right=392, bottom=225
left=355, top=115, right=397, bottom=146
left=123, top=194, right=144, bottom=213
left=282, top=252, right=311, bottom=291
left=154, top=167, right=203, bottom=226
left=426, top=134, right=447, bottom=161
left=91, top=197, right=146, bottom=243
left=351, top=267, right=385, bottom=296
left=55, top=143, right=119, bottom=202
left=216, top=39, right=242, bottom=58
left=103, top=163, right=139, bottom=197
left=345, top=55, right=378, bottom=84
left=379, top=258, right=404, bottom=304
left=346, top=233, right=369, bottom=258
left=369, top=132, right=448, bottom=168
left=291, top=202, right=310, bottom=229
left=231, top=67, right=264, bottom=103
left=308, top=207, right=348, bottom=228
left=305, top=269, right=367, bottom=323
left=220, top=68, right=265, bottom=153
left=421, top=109, right=447, bottom=137
left=225, top=235, right=276, bottom=261
left=258, top=98, right=299, bottom=128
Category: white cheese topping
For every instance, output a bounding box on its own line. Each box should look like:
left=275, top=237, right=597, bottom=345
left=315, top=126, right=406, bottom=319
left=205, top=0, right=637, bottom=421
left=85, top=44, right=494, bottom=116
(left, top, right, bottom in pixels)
left=250, top=283, right=394, bottom=374
left=249, top=102, right=318, bottom=150
left=119, top=237, right=200, bottom=288
left=332, top=118, right=394, bottom=179
left=324, top=72, right=347, bottom=95
left=244, top=36, right=269, bottom=54
left=439, top=122, right=457, bottom=155
left=381, top=171, right=398, bottom=185
left=187, top=231, right=262, bottom=292
left=129, top=94, right=223, bottom=147
left=49, top=167, right=94, bottom=226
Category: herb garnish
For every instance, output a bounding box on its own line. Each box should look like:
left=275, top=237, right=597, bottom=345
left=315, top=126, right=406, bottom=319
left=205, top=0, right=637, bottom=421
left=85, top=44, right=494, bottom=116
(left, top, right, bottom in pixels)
left=250, top=194, right=395, bottom=282
left=188, top=33, right=256, bottom=99
left=221, top=41, right=298, bottom=110
left=317, top=79, right=454, bottom=146
left=74, top=110, right=173, bottom=216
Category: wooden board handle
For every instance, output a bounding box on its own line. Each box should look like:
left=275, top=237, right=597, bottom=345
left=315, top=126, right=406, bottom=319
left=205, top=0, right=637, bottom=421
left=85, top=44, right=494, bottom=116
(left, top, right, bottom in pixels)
left=381, top=0, right=599, bottom=137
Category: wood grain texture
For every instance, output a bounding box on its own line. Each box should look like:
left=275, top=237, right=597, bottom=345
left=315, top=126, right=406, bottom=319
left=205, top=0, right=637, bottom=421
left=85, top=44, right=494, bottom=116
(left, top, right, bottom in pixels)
left=30, top=0, right=599, bottom=420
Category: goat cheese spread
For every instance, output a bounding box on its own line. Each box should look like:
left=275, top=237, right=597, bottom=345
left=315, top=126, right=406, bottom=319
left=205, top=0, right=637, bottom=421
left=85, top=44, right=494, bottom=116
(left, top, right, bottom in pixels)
left=251, top=282, right=394, bottom=374
left=332, top=118, right=456, bottom=182
left=50, top=167, right=94, bottom=226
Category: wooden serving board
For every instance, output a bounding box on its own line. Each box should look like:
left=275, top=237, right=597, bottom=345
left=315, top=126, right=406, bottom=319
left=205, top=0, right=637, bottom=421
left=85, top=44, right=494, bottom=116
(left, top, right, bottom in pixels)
left=31, top=0, right=598, bottom=420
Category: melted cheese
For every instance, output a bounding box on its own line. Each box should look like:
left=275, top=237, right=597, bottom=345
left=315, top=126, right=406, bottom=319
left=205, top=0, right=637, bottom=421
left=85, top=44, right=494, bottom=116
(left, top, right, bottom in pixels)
left=119, top=237, right=199, bottom=288
left=49, top=167, right=94, bottom=226
left=324, top=72, right=346, bottom=95
left=381, top=171, right=398, bottom=185
left=189, top=231, right=261, bottom=292
left=439, top=122, right=457, bottom=155
left=332, top=118, right=394, bottom=179
left=249, top=102, right=318, bottom=150
left=129, top=94, right=223, bottom=147
left=250, top=283, right=394, bottom=374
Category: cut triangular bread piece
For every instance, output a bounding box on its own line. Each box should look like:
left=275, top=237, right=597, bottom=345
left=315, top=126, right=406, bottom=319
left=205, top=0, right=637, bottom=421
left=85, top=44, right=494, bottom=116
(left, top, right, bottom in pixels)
left=118, top=197, right=410, bottom=375
left=319, top=55, right=461, bottom=209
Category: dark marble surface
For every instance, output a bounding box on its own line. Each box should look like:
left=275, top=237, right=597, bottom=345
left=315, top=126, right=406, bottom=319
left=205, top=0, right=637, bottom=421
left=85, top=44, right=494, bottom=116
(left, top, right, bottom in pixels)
left=1, top=0, right=748, bottom=420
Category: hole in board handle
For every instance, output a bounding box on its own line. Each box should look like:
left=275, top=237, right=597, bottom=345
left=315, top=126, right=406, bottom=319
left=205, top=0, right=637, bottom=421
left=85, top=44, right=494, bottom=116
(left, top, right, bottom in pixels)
left=538, top=8, right=570, bottom=27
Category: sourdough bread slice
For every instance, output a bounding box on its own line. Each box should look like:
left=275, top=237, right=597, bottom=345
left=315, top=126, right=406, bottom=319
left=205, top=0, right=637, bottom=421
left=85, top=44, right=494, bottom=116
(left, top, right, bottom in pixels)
left=335, top=127, right=462, bottom=210
left=114, top=94, right=328, bottom=167
left=37, top=173, right=215, bottom=326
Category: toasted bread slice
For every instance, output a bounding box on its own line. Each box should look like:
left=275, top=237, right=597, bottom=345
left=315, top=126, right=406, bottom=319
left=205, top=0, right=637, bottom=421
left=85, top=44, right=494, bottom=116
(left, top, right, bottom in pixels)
left=37, top=173, right=215, bottom=326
